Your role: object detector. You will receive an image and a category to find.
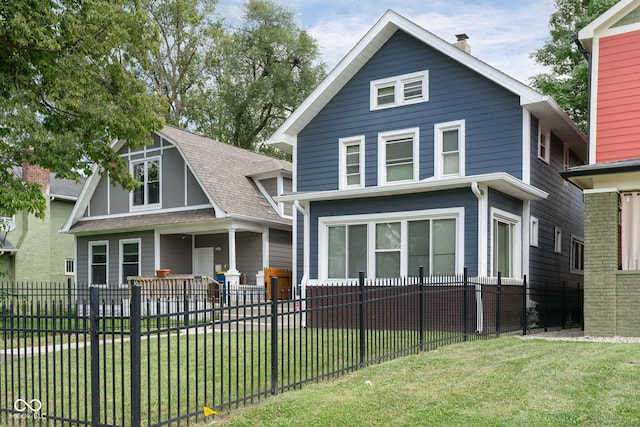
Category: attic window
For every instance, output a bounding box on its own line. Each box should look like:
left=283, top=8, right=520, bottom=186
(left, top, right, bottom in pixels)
left=370, top=71, right=429, bottom=110
left=131, top=158, right=160, bottom=209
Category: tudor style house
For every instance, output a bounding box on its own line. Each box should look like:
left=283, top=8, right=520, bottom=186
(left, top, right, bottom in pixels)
left=267, top=10, right=587, bottom=316
left=563, top=0, right=640, bottom=336
left=62, top=126, right=292, bottom=289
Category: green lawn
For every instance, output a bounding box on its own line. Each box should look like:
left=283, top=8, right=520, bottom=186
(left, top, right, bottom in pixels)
left=212, top=337, right=640, bottom=427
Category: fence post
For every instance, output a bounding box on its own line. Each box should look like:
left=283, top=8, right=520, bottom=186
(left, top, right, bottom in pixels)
left=419, top=266, right=425, bottom=352
left=522, top=275, right=528, bottom=336
left=463, top=267, right=468, bottom=342
left=183, top=280, right=189, bottom=327
left=495, top=272, right=502, bottom=337
left=359, top=271, right=366, bottom=366
left=270, top=277, right=279, bottom=395
left=90, top=286, right=100, bottom=427
left=544, top=278, right=549, bottom=332
left=130, top=284, right=142, bottom=427
left=562, top=281, right=566, bottom=329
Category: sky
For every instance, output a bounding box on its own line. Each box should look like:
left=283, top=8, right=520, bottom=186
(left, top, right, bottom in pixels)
left=216, top=0, right=558, bottom=85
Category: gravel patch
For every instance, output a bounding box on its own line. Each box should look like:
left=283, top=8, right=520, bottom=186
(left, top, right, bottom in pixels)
left=517, top=329, right=640, bottom=344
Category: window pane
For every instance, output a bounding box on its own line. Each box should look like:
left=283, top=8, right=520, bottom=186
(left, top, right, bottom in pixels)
left=377, top=85, right=395, bottom=105
left=328, top=226, right=346, bottom=278
left=347, top=225, right=367, bottom=278
left=443, top=153, right=459, bottom=175
left=345, top=144, right=360, bottom=186
left=386, top=137, right=413, bottom=164
left=147, top=161, right=159, bottom=181
left=148, top=182, right=160, bottom=204
left=376, top=222, right=401, bottom=250
left=387, top=164, right=413, bottom=181
left=403, top=79, right=422, bottom=100
left=442, top=129, right=459, bottom=152
left=376, top=252, right=400, bottom=277
left=495, top=221, right=511, bottom=276
left=123, top=243, right=139, bottom=263
left=92, top=266, right=107, bottom=285
left=122, top=264, right=139, bottom=283
left=408, top=220, right=430, bottom=276
left=92, top=245, right=107, bottom=263
left=433, top=219, right=456, bottom=275
left=133, top=163, right=145, bottom=181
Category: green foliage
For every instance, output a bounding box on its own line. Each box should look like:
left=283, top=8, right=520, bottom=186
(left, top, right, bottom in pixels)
left=531, top=0, right=619, bottom=132
left=0, top=0, right=165, bottom=218
left=143, top=0, right=223, bottom=128
left=193, top=0, right=326, bottom=151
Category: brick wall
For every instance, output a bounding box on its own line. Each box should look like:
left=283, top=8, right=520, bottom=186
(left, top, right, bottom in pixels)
left=583, top=191, right=618, bottom=336
left=22, top=162, right=51, bottom=193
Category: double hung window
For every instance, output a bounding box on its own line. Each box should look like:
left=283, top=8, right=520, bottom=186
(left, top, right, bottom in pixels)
left=120, top=239, right=141, bottom=284
left=435, top=120, right=465, bottom=178
left=378, top=128, right=419, bottom=184
left=89, top=241, right=108, bottom=285
left=339, top=136, right=365, bottom=188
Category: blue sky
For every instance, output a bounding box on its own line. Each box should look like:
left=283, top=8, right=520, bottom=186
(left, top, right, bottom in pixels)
left=216, top=0, right=557, bottom=84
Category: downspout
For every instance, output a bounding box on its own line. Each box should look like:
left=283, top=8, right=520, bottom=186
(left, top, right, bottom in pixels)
left=471, top=181, right=486, bottom=333
left=294, top=200, right=309, bottom=327
left=573, top=34, right=592, bottom=164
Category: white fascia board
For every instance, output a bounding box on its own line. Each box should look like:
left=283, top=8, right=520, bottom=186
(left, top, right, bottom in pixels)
left=274, top=173, right=548, bottom=203
left=578, top=0, right=638, bottom=48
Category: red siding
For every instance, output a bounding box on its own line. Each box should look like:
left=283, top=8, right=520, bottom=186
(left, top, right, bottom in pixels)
left=596, top=31, right=640, bottom=163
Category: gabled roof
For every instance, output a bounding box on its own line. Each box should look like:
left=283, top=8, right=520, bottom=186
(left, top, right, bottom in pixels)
left=63, top=126, right=292, bottom=233
left=50, top=173, right=84, bottom=201
left=267, top=9, right=585, bottom=157
left=578, top=0, right=640, bottom=50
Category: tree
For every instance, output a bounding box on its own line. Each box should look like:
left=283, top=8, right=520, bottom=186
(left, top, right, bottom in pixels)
left=0, top=0, right=164, bottom=219
left=531, top=0, right=618, bottom=132
left=143, top=0, right=223, bottom=128
left=195, top=0, right=326, bottom=151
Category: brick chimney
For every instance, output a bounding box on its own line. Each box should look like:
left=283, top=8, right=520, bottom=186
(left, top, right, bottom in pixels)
left=22, top=162, right=51, bottom=194
left=454, top=34, right=470, bottom=53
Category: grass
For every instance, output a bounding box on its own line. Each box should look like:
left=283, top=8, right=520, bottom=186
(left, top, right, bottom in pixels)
left=212, top=337, right=640, bottom=427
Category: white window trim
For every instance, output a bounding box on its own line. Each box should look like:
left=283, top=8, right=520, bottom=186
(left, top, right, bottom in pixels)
left=130, top=156, right=162, bottom=211
left=318, top=207, right=464, bottom=281
left=64, top=258, right=75, bottom=275
left=563, top=143, right=570, bottom=171
left=529, top=216, right=539, bottom=247
left=434, top=120, right=466, bottom=178
left=490, top=208, right=522, bottom=278
left=339, top=135, right=365, bottom=189
left=89, top=240, right=109, bottom=287
left=554, top=226, right=563, bottom=254
left=377, top=127, right=420, bottom=185
left=538, top=125, right=550, bottom=164
left=119, top=238, right=141, bottom=287
left=370, top=70, right=429, bottom=110
left=570, top=235, right=584, bottom=274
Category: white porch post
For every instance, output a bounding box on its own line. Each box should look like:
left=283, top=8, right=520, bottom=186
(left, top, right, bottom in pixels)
left=226, top=227, right=240, bottom=287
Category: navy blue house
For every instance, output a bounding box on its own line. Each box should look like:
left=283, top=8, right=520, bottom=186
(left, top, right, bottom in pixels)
left=268, top=11, right=586, bottom=311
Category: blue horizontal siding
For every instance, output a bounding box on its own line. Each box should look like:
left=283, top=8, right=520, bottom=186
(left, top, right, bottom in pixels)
left=297, top=30, right=523, bottom=192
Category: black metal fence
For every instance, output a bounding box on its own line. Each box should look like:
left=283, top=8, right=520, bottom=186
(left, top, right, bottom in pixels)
left=0, top=270, right=582, bottom=426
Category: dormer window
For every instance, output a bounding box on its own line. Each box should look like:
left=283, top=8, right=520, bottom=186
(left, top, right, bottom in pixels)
left=370, top=71, right=429, bottom=110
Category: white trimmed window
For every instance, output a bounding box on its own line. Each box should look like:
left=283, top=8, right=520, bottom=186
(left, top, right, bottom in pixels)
left=435, top=120, right=465, bottom=178
left=119, top=238, right=141, bottom=285
left=378, top=128, right=419, bottom=184
left=554, top=227, right=562, bottom=254
left=131, top=158, right=160, bottom=209
left=529, top=216, right=539, bottom=247
left=89, top=241, right=108, bottom=286
left=563, top=143, right=570, bottom=170
left=320, top=208, right=463, bottom=280
left=339, top=136, right=365, bottom=189
left=64, top=258, right=75, bottom=275
left=570, top=236, right=584, bottom=274
left=491, top=208, right=521, bottom=278
left=370, top=71, right=429, bottom=110
left=538, top=125, right=550, bottom=164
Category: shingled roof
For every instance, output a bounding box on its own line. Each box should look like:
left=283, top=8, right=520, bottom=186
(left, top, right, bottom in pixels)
left=64, top=126, right=292, bottom=233
left=162, top=126, right=291, bottom=225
